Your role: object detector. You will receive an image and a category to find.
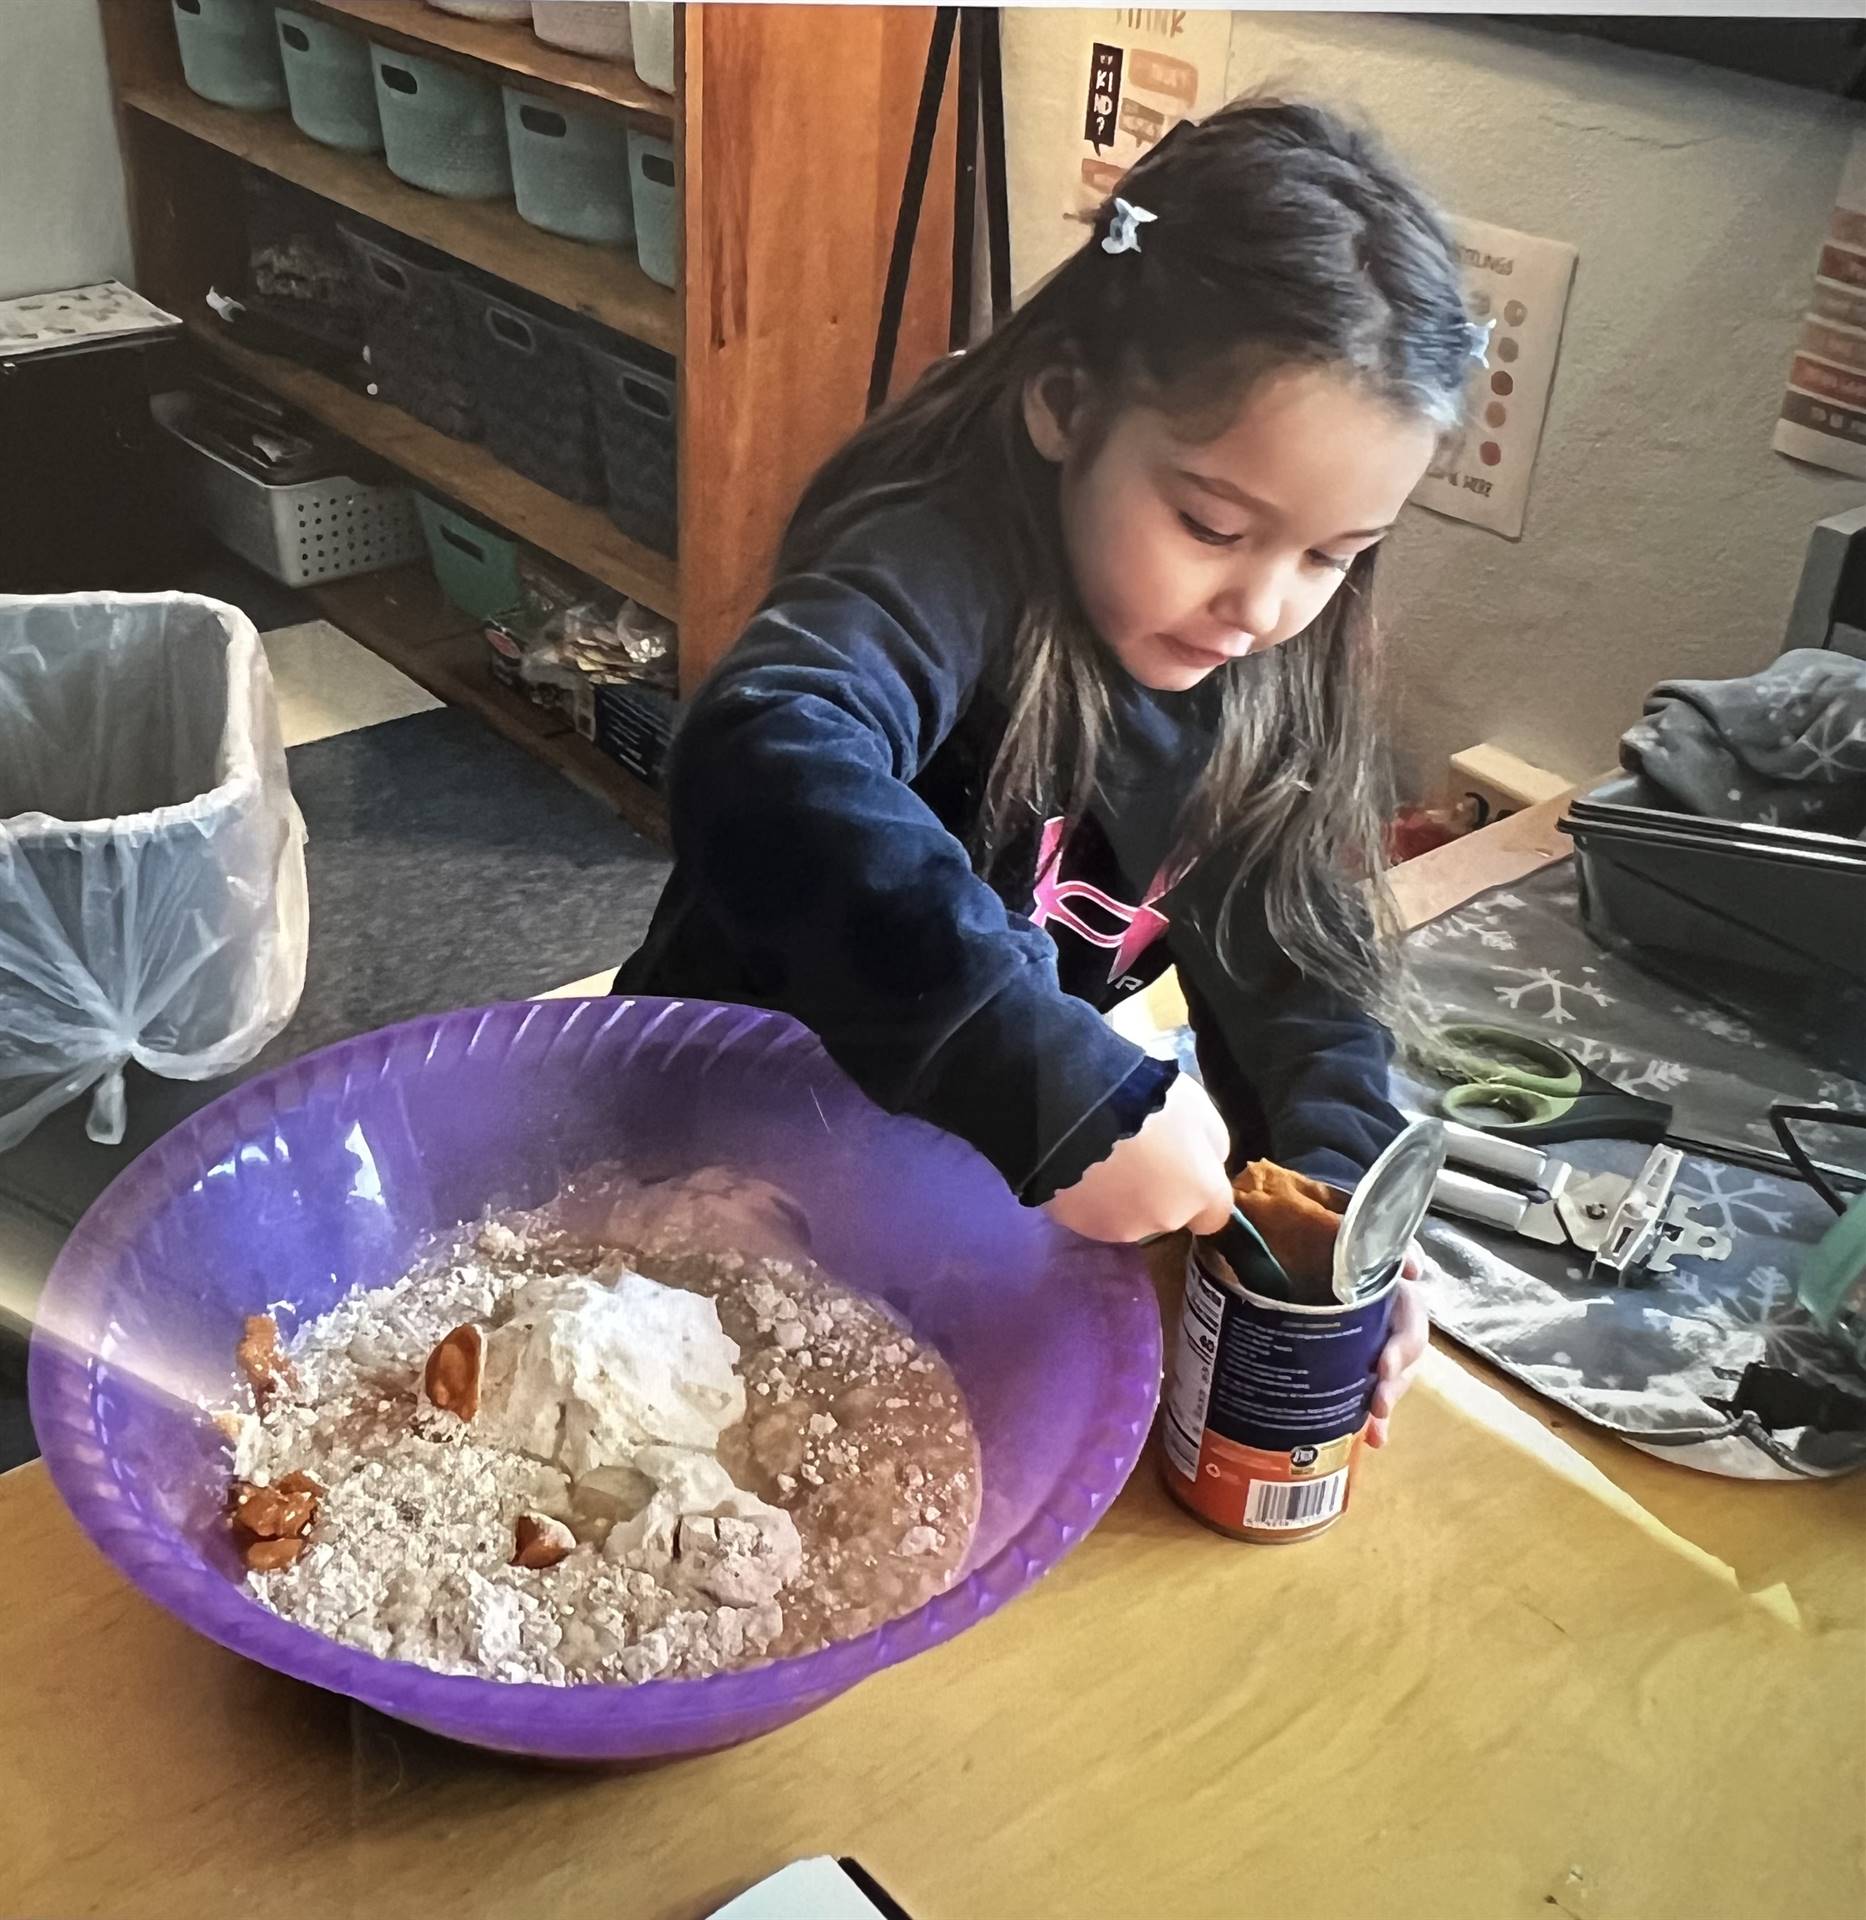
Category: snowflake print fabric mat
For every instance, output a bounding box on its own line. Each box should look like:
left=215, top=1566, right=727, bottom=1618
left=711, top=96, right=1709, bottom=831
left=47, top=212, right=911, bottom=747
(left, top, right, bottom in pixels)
left=1396, top=862, right=1866, bottom=1481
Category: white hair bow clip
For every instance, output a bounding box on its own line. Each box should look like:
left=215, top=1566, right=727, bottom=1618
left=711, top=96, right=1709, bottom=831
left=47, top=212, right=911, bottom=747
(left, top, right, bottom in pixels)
left=1466, top=316, right=1497, bottom=368
left=1102, top=199, right=1157, bottom=256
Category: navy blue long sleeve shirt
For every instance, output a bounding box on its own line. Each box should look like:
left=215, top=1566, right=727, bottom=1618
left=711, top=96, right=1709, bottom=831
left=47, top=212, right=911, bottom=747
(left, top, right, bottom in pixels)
left=617, top=482, right=1404, bottom=1203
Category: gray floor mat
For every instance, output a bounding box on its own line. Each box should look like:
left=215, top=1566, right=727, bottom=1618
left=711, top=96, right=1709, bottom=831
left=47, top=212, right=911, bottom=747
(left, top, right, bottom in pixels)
left=271, top=705, right=665, bottom=1055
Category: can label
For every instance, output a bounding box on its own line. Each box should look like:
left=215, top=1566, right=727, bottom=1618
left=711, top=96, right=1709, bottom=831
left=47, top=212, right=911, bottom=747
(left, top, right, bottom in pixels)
left=1165, top=1252, right=1395, bottom=1539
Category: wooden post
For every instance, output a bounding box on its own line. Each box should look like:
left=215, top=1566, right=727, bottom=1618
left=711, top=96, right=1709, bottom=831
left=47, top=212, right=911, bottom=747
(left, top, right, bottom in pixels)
left=676, top=4, right=955, bottom=691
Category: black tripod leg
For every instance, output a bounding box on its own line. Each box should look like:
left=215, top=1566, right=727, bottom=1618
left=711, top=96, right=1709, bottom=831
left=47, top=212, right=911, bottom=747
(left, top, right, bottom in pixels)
left=979, top=8, right=1012, bottom=327
left=951, top=6, right=981, bottom=351
left=868, top=5, right=958, bottom=415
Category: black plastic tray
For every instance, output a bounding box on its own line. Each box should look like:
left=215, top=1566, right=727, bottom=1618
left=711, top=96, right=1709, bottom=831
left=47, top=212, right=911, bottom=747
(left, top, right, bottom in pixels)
left=1563, top=812, right=1866, bottom=988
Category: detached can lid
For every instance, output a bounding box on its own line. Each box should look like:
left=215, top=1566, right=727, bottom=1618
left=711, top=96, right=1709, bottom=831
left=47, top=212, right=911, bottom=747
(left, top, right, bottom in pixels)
left=1332, top=1118, right=1448, bottom=1303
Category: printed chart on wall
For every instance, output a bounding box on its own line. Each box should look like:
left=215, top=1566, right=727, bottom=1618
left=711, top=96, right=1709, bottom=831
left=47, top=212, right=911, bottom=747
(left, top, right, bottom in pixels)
left=1775, top=130, right=1866, bottom=481
left=1066, top=11, right=1232, bottom=236
left=1075, top=12, right=1228, bottom=228
left=1414, top=218, right=1578, bottom=541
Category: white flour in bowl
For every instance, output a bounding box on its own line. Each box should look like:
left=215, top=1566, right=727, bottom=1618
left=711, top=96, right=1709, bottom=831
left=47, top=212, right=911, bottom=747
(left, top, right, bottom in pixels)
left=224, top=1171, right=981, bottom=1685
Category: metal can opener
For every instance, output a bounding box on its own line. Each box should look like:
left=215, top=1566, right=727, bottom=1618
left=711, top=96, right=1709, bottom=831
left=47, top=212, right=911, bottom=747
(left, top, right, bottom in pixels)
left=1428, top=1118, right=1733, bottom=1283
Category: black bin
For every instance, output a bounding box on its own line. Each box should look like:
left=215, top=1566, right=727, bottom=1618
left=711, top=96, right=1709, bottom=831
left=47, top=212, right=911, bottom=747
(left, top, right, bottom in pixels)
left=0, top=331, right=189, bottom=593
left=453, top=276, right=603, bottom=502
left=1562, top=774, right=1866, bottom=992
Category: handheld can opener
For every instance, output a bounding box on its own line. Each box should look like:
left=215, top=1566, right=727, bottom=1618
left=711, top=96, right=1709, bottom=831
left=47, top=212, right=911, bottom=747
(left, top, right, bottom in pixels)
left=1426, top=1118, right=1733, bottom=1283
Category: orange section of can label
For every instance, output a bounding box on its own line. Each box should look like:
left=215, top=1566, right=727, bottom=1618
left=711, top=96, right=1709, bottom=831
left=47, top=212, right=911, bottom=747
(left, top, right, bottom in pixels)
left=1174, top=1428, right=1364, bottom=1536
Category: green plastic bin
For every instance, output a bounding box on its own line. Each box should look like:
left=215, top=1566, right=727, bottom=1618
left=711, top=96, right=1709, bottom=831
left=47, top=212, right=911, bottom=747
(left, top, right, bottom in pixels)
left=276, top=9, right=381, bottom=153
left=503, top=88, right=634, bottom=247
left=415, top=496, right=523, bottom=620
left=371, top=45, right=512, bottom=200
left=171, top=0, right=286, bottom=112
left=626, top=130, right=677, bottom=288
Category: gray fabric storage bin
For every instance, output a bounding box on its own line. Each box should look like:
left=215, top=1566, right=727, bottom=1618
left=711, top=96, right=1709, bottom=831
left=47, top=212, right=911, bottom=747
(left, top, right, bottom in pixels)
left=454, top=277, right=605, bottom=501
left=339, top=221, right=481, bottom=439
left=1564, top=775, right=1866, bottom=991
left=581, top=331, right=677, bottom=553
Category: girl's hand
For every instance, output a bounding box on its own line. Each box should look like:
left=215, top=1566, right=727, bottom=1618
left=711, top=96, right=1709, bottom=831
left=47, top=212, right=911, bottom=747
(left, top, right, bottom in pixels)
left=1044, top=1075, right=1235, bottom=1244
left=1365, top=1253, right=1432, bottom=1449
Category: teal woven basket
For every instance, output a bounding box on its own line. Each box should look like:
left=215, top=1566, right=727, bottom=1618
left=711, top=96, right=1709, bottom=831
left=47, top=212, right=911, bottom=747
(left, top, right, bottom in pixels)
left=371, top=45, right=512, bottom=200
left=416, top=496, right=524, bottom=622
left=626, top=130, right=678, bottom=288
left=504, top=88, right=634, bottom=247
left=276, top=9, right=381, bottom=153
left=171, top=0, right=286, bottom=112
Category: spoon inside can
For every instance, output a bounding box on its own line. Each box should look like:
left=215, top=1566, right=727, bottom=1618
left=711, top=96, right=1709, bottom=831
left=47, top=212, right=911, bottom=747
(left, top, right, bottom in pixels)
left=1197, top=1204, right=1307, bottom=1299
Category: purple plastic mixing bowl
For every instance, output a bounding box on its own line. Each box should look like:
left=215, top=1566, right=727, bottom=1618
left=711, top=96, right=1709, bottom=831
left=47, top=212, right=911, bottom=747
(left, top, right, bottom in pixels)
left=29, top=997, right=1162, bottom=1762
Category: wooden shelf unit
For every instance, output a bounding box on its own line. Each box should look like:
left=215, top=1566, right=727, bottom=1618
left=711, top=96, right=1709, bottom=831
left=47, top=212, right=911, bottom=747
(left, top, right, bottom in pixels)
left=195, top=326, right=680, bottom=614
left=306, top=566, right=669, bottom=841
left=98, top=0, right=955, bottom=813
left=120, top=77, right=677, bottom=349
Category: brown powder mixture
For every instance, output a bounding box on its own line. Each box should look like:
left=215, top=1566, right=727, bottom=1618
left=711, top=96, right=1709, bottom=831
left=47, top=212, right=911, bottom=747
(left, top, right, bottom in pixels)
left=227, top=1170, right=982, bottom=1683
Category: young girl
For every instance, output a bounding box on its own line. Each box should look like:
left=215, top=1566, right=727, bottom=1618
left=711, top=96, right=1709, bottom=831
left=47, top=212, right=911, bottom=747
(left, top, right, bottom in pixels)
left=620, top=99, right=1478, bottom=1441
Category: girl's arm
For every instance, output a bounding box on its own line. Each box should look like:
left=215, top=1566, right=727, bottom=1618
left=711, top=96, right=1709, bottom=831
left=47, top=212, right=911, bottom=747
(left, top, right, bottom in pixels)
left=652, top=502, right=1174, bottom=1206
left=1166, top=882, right=1406, bottom=1189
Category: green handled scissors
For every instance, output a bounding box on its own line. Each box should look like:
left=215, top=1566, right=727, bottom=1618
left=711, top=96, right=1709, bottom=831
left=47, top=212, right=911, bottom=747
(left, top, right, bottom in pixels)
left=1419, top=1022, right=1674, bottom=1147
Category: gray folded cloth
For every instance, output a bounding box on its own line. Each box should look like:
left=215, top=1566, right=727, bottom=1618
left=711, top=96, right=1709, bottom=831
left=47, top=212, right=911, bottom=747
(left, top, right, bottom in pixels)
left=1621, top=649, right=1866, bottom=837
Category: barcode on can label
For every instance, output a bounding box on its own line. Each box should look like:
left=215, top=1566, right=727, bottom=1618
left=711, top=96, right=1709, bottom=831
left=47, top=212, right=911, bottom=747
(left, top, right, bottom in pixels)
left=1243, top=1469, right=1349, bottom=1531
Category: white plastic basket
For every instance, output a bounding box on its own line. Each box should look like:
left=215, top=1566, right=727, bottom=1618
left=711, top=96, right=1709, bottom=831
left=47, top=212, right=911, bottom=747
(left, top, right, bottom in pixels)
left=629, top=2, right=674, bottom=91
left=531, top=2, right=632, bottom=60
left=424, top=0, right=532, bottom=19
left=153, top=394, right=424, bottom=587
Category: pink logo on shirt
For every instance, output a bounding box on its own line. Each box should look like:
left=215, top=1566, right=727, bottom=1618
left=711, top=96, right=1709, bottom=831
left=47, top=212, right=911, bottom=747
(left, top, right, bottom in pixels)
left=1029, top=817, right=1171, bottom=982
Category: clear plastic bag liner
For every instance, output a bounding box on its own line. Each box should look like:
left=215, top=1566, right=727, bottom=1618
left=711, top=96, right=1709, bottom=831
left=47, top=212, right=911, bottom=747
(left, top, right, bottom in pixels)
left=0, top=593, right=308, bottom=1147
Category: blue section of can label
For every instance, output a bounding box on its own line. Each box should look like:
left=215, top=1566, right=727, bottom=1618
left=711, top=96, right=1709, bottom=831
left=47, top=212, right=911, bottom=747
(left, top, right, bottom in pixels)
left=1202, top=1272, right=1394, bottom=1454
left=1166, top=1251, right=1395, bottom=1536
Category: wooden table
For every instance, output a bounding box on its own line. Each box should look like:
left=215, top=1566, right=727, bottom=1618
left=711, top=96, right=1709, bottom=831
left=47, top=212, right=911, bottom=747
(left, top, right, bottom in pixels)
left=4, top=802, right=1862, bottom=1920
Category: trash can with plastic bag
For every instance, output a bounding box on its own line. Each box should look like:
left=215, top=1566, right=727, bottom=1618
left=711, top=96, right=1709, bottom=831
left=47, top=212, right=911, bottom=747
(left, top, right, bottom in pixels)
left=0, top=594, right=308, bottom=1148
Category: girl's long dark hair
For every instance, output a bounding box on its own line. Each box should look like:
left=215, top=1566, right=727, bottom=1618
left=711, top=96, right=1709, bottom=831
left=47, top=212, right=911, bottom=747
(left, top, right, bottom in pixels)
left=779, top=97, right=1473, bottom=1015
